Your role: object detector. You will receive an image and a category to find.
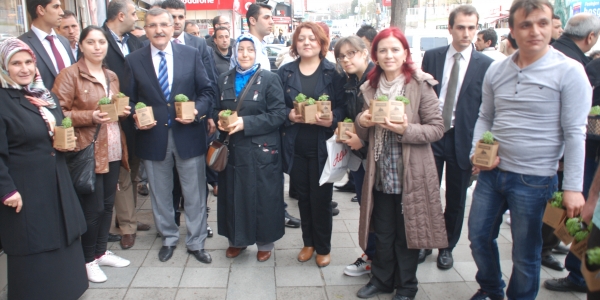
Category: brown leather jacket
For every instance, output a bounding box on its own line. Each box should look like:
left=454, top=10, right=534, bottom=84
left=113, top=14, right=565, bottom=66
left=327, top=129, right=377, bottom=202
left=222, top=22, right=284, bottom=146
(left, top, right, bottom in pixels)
left=53, top=59, right=129, bottom=174
left=355, top=69, right=447, bottom=250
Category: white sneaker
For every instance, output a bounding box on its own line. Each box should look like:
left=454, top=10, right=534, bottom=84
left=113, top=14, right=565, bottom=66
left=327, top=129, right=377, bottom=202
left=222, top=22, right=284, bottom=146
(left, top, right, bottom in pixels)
left=344, top=254, right=371, bottom=276
left=96, top=250, right=130, bottom=267
left=86, top=260, right=107, bottom=283
left=505, top=217, right=511, bottom=225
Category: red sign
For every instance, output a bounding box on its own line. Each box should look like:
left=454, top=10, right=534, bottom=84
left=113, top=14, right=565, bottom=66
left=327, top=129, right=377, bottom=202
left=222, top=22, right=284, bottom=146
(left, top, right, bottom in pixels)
left=183, top=0, right=234, bottom=10
left=272, top=16, right=291, bottom=24
left=235, top=0, right=255, bottom=15
left=382, top=0, right=391, bottom=7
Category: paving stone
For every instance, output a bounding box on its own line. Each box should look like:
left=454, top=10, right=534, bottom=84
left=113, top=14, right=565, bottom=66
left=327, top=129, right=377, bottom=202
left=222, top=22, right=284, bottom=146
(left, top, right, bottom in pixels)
left=276, top=287, right=327, bottom=300
left=111, top=234, right=156, bottom=250
left=124, top=288, right=177, bottom=300
left=416, top=262, right=464, bottom=283
left=331, top=232, right=356, bottom=248
left=453, top=261, right=478, bottom=282
left=274, top=233, right=305, bottom=250
left=328, top=247, right=364, bottom=267
left=179, top=268, right=229, bottom=288
left=142, top=250, right=189, bottom=268
left=108, top=250, right=149, bottom=267
left=321, top=266, right=370, bottom=286
left=325, top=285, right=370, bottom=300
left=274, top=249, right=310, bottom=267
left=227, top=267, right=275, bottom=300
left=230, top=245, right=275, bottom=267
left=186, top=249, right=233, bottom=268
left=89, top=266, right=138, bottom=289
left=79, top=288, right=127, bottom=300
left=343, top=219, right=360, bottom=233
left=175, top=288, right=227, bottom=300
left=332, top=219, right=349, bottom=233
left=275, top=266, right=323, bottom=287
left=421, top=281, right=475, bottom=299
left=130, top=267, right=183, bottom=288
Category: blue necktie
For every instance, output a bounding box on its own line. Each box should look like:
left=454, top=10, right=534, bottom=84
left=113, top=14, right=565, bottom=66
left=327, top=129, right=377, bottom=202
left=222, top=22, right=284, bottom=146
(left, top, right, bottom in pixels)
left=158, top=51, right=170, bottom=101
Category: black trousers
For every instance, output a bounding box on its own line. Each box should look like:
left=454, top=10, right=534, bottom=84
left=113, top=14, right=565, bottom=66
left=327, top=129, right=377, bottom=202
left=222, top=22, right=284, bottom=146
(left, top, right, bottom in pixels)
left=370, top=191, right=419, bottom=297
left=80, top=161, right=120, bottom=263
left=433, top=129, right=471, bottom=250
left=587, top=225, right=600, bottom=299
left=290, top=138, right=333, bottom=255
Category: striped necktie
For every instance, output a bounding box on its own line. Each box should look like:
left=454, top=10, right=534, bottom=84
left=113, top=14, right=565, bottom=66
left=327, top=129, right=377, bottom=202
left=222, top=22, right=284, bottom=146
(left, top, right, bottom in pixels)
left=158, top=51, right=170, bottom=101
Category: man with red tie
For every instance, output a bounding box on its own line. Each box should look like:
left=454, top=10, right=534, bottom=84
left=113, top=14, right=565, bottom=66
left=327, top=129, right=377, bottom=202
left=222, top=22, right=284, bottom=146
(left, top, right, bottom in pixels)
left=19, top=0, right=75, bottom=89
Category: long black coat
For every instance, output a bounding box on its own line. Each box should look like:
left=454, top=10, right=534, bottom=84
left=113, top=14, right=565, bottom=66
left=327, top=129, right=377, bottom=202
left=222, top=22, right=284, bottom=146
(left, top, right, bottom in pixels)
left=212, top=69, right=287, bottom=246
left=0, top=89, right=86, bottom=256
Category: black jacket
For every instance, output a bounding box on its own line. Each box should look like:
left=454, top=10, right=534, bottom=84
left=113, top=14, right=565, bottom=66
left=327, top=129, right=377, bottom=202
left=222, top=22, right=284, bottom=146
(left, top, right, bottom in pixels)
left=277, top=59, right=347, bottom=174
left=344, top=62, right=375, bottom=120
left=213, top=47, right=232, bottom=76
left=552, top=35, right=591, bottom=66
left=0, top=89, right=86, bottom=255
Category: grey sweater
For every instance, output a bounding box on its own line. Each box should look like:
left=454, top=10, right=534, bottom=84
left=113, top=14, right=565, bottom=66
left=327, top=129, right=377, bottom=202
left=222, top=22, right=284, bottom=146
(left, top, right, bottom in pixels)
left=471, top=48, right=591, bottom=192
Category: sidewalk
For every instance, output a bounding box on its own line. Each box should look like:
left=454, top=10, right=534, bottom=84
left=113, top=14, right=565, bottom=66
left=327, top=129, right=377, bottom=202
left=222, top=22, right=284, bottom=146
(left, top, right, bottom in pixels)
left=49, top=177, right=593, bottom=299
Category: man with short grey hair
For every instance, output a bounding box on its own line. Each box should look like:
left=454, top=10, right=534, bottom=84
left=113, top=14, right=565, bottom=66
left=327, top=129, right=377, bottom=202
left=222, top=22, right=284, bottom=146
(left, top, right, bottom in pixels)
left=552, top=13, right=600, bottom=65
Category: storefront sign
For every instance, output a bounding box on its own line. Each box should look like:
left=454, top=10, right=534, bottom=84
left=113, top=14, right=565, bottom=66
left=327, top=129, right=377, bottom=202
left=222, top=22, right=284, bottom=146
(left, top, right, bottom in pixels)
left=272, top=16, right=291, bottom=24
left=184, top=0, right=234, bottom=10
left=235, top=0, right=255, bottom=15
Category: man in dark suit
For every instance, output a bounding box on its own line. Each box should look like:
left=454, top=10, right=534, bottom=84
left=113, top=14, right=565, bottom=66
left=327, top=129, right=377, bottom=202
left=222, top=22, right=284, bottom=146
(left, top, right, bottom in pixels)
left=19, top=0, right=75, bottom=89
left=103, top=0, right=150, bottom=250
left=123, top=8, right=214, bottom=264
left=420, top=5, right=493, bottom=269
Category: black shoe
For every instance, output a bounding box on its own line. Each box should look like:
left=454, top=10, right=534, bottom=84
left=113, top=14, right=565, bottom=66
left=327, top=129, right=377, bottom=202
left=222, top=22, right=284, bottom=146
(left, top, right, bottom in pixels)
left=285, top=211, right=300, bottom=228
left=335, top=182, right=356, bottom=193
left=544, top=277, right=587, bottom=293
left=332, top=208, right=340, bottom=216
left=331, top=201, right=338, bottom=209
left=351, top=196, right=358, bottom=202
left=207, top=226, right=213, bottom=238
left=108, top=233, right=122, bottom=242
left=552, top=244, right=570, bottom=255
left=137, top=183, right=149, bottom=196
left=159, top=246, right=176, bottom=262
left=357, top=283, right=387, bottom=298
left=188, top=249, right=212, bottom=264
left=437, top=249, right=453, bottom=269
left=392, top=295, right=414, bottom=300
left=418, top=249, right=432, bottom=264
left=470, top=289, right=503, bottom=300
left=541, top=255, right=565, bottom=271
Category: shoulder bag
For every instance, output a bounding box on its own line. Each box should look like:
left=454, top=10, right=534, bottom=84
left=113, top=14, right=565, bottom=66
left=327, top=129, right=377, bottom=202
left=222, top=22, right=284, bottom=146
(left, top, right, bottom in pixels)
left=64, top=124, right=101, bottom=194
left=207, top=69, right=262, bottom=172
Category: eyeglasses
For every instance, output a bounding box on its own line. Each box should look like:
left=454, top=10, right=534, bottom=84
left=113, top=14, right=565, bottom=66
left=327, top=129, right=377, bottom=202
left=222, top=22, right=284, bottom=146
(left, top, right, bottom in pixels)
left=144, top=23, right=173, bottom=29
left=337, top=50, right=358, bottom=62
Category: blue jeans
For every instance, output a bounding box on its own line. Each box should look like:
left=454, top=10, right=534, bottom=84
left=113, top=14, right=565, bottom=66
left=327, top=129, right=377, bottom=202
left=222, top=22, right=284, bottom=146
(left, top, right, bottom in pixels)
left=468, top=169, right=557, bottom=300
left=352, top=164, right=376, bottom=259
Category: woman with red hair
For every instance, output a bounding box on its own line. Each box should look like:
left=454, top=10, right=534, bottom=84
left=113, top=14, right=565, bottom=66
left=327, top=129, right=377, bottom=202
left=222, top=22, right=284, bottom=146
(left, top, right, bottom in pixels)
left=277, top=22, right=346, bottom=267
left=354, top=27, right=447, bottom=300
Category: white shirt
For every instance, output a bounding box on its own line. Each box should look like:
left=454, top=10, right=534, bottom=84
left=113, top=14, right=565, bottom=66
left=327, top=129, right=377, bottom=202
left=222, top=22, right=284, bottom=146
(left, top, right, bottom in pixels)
left=438, top=44, right=472, bottom=125
left=71, top=43, right=78, bottom=60
left=31, top=25, right=72, bottom=73
left=151, top=42, right=174, bottom=93
left=173, top=34, right=185, bottom=45
left=482, top=47, right=507, bottom=61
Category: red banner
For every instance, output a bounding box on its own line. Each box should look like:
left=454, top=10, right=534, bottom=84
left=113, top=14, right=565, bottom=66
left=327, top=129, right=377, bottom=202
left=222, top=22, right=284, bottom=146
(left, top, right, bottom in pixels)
left=183, top=0, right=234, bottom=10
left=382, top=0, right=391, bottom=7
left=235, top=0, right=256, bottom=15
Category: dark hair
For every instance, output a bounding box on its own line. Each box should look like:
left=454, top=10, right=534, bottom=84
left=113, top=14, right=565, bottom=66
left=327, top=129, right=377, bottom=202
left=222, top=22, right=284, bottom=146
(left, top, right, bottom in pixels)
left=106, top=0, right=130, bottom=21
left=27, top=0, right=52, bottom=20
left=62, top=9, right=76, bottom=19
left=151, top=0, right=164, bottom=8
left=368, top=27, right=415, bottom=87
left=508, top=0, right=553, bottom=28
left=478, top=28, right=498, bottom=48
left=449, top=5, right=479, bottom=27
left=553, top=14, right=560, bottom=20
left=356, top=25, right=377, bottom=42
left=290, top=22, right=329, bottom=60
left=507, top=33, right=518, bottom=49
left=161, top=0, right=185, bottom=11
left=246, top=3, right=272, bottom=28
left=213, top=26, right=230, bottom=38
left=78, top=25, right=110, bottom=59
left=212, top=15, right=221, bottom=28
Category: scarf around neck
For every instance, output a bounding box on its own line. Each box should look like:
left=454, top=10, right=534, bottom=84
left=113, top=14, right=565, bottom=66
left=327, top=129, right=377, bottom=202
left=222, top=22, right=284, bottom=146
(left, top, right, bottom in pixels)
left=373, top=74, right=405, bottom=161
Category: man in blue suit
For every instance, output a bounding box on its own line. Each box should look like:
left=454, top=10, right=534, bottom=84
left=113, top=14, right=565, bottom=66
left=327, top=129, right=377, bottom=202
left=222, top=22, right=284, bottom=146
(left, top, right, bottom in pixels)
left=123, top=8, right=214, bottom=264
left=420, top=5, right=494, bottom=269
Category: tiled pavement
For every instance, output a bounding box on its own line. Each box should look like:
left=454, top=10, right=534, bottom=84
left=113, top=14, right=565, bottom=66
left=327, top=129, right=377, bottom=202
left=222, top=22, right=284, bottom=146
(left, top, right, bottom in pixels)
left=1, top=176, right=588, bottom=300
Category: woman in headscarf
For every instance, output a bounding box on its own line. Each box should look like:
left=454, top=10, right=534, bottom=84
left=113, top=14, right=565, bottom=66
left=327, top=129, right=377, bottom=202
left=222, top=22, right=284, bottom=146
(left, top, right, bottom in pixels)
left=213, top=33, right=287, bottom=262
left=0, top=38, right=88, bottom=299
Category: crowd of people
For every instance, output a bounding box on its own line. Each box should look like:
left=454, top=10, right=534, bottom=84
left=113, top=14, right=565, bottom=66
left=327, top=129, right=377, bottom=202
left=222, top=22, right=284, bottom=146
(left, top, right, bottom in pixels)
left=1, top=0, right=600, bottom=299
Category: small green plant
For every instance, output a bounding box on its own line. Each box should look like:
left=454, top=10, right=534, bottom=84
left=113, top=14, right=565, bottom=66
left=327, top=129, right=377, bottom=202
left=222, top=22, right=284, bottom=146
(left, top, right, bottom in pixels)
left=61, top=117, right=72, bottom=128
left=174, top=94, right=189, bottom=102
left=395, top=96, right=410, bottom=104
left=221, top=109, right=232, bottom=117
left=481, top=131, right=495, bottom=145
left=115, top=92, right=127, bottom=98
left=295, top=93, right=307, bottom=103
left=566, top=217, right=590, bottom=242
left=306, top=98, right=316, bottom=105
left=376, top=95, right=388, bottom=101
left=550, top=191, right=564, bottom=208
left=343, top=117, right=353, bottom=123
left=318, top=94, right=329, bottom=101
left=588, top=247, right=600, bottom=266
left=135, top=102, right=147, bottom=109
left=591, top=106, right=600, bottom=116
left=99, top=97, right=111, bottom=105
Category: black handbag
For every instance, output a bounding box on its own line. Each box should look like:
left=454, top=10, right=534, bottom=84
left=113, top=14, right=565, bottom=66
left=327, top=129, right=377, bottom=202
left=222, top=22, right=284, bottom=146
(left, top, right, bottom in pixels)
left=64, top=124, right=101, bottom=195
left=207, top=69, right=262, bottom=172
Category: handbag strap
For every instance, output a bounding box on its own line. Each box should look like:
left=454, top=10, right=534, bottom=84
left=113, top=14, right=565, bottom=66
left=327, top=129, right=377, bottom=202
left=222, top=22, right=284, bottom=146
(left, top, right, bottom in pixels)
left=223, top=68, right=262, bottom=145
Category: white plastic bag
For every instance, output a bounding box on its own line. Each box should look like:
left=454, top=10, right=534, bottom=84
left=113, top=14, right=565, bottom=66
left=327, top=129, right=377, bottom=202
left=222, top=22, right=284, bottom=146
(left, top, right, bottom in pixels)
left=319, top=135, right=350, bottom=185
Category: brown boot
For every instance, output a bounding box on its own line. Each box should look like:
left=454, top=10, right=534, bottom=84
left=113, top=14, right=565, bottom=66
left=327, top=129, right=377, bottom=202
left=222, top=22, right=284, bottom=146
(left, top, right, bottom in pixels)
left=225, top=247, right=247, bottom=258
left=316, top=253, right=330, bottom=267
left=297, top=246, right=315, bottom=262
left=257, top=251, right=272, bottom=262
